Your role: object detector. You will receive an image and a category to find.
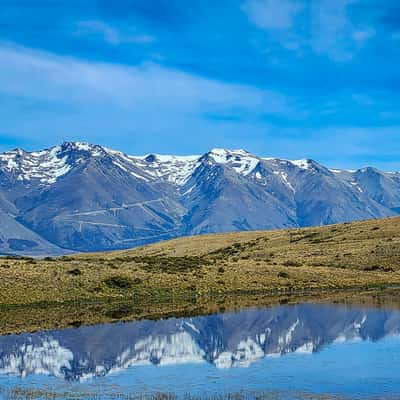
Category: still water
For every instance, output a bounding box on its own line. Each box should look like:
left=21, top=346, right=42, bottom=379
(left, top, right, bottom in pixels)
left=1, top=301, right=400, bottom=399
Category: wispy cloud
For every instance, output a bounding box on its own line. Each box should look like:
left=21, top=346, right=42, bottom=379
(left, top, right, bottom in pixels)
left=74, top=20, right=154, bottom=45
left=310, top=0, right=374, bottom=61
left=0, top=42, right=295, bottom=153
left=0, top=1, right=398, bottom=168
left=352, top=28, right=376, bottom=43
left=242, top=0, right=303, bottom=30
left=0, top=42, right=292, bottom=114
left=243, top=0, right=376, bottom=61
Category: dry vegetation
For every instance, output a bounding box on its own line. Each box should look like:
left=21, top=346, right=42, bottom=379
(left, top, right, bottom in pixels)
left=1, top=216, right=400, bottom=333
left=1, top=387, right=354, bottom=400
left=3, top=287, right=400, bottom=336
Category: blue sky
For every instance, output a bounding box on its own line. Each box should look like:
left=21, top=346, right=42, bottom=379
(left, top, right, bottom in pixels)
left=0, top=0, right=399, bottom=169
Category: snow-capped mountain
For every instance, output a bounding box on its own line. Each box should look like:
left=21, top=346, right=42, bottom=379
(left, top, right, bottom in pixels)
left=1, top=303, right=399, bottom=381
left=0, top=142, right=399, bottom=254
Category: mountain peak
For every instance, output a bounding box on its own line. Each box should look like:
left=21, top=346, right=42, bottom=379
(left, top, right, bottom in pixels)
left=208, top=148, right=253, bottom=158
left=357, top=166, right=380, bottom=174
left=290, top=159, right=310, bottom=169
left=61, top=141, right=92, bottom=151
left=205, top=148, right=259, bottom=176
left=10, top=148, right=26, bottom=156
left=59, top=141, right=107, bottom=156
left=287, top=158, right=329, bottom=173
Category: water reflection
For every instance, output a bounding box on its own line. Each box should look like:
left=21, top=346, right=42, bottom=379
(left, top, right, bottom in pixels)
left=1, top=303, right=400, bottom=382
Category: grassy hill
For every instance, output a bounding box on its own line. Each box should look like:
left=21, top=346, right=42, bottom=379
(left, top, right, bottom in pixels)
left=1, top=216, right=400, bottom=333
left=1, top=216, right=400, bottom=306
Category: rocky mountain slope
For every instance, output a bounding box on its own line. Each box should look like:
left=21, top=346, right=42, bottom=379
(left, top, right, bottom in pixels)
left=1, top=142, right=399, bottom=254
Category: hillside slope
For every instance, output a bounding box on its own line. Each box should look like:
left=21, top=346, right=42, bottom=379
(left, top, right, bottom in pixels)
left=1, top=217, right=400, bottom=309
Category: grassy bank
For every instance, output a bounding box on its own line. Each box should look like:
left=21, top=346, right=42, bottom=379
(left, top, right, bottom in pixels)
left=2, top=287, right=400, bottom=335
left=1, top=216, right=400, bottom=332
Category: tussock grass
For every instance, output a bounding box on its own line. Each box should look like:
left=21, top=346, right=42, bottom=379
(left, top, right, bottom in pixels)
left=1, top=216, right=400, bottom=322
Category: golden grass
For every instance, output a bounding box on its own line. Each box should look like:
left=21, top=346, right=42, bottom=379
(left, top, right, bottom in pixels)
left=1, top=216, right=400, bottom=333
left=1, top=287, right=400, bottom=336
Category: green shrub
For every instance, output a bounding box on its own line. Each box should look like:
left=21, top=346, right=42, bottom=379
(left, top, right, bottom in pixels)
left=104, top=275, right=133, bottom=289
left=282, top=260, right=302, bottom=267
left=363, top=265, right=383, bottom=271
left=68, top=268, right=82, bottom=276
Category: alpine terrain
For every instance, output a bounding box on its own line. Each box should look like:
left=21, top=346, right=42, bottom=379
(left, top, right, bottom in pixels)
left=1, top=141, right=399, bottom=255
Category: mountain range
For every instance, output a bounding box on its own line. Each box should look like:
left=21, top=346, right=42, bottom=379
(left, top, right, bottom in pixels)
left=1, top=141, right=399, bottom=255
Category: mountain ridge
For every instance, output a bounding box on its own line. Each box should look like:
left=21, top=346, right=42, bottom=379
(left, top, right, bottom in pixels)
left=1, top=141, right=399, bottom=255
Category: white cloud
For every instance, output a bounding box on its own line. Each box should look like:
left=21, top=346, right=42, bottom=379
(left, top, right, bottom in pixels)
left=310, top=0, right=376, bottom=61
left=242, top=0, right=303, bottom=30
left=243, top=0, right=376, bottom=62
left=74, top=20, right=154, bottom=45
left=311, top=0, right=359, bottom=61
left=0, top=42, right=294, bottom=150
left=0, top=42, right=292, bottom=116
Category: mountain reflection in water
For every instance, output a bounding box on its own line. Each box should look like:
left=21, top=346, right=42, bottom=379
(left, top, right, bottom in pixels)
left=0, top=303, right=400, bottom=382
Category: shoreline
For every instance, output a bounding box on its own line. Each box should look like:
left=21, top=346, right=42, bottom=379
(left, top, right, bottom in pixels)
left=2, top=285, right=400, bottom=336
left=1, top=217, right=400, bottom=334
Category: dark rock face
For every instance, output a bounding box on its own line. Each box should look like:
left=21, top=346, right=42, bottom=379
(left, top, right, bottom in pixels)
left=0, top=143, right=399, bottom=255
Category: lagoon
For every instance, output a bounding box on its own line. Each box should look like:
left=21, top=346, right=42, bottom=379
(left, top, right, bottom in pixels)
left=1, top=301, right=400, bottom=399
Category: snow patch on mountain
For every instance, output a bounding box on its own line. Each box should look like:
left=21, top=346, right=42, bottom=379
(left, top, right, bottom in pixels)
left=133, top=154, right=200, bottom=185
left=0, top=142, right=109, bottom=185
left=207, top=148, right=260, bottom=176
left=290, top=159, right=311, bottom=170
left=0, top=146, right=72, bottom=185
left=274, top=170, right=295, bottom=192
